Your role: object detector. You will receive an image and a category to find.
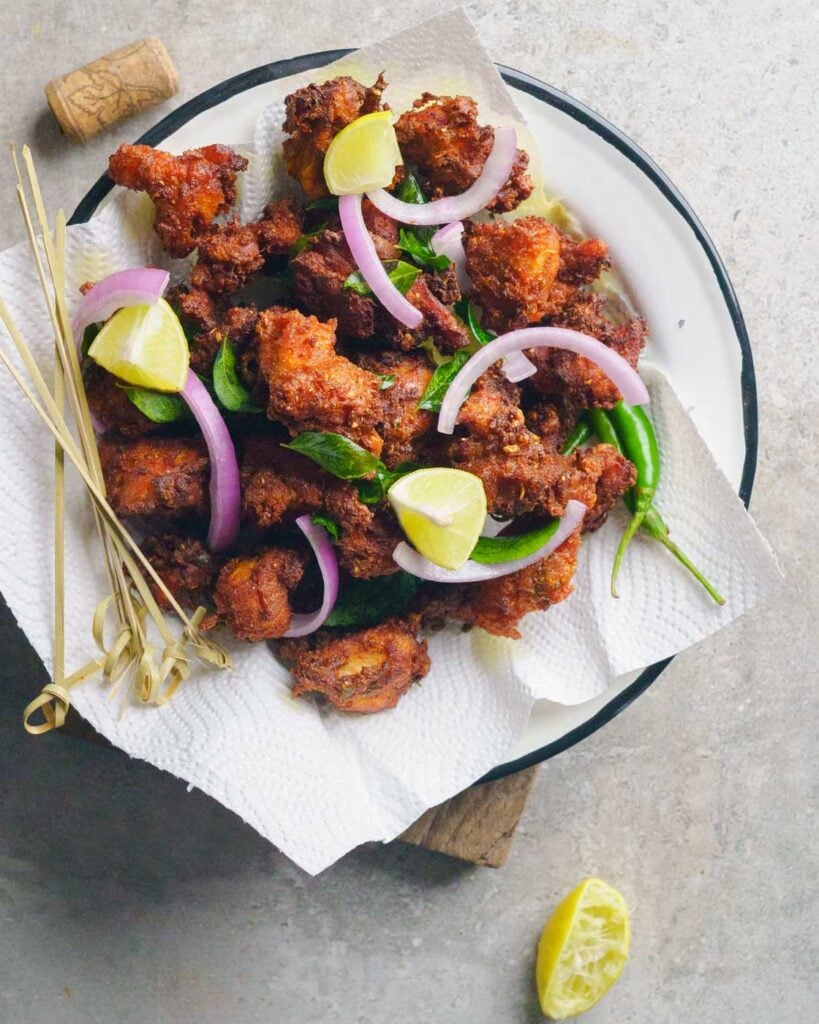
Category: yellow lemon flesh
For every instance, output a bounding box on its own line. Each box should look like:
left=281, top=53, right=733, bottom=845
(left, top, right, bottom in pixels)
left=536, top=877, right=630, bottom=1020
left=387, top=467, right=487, bottom=571
left=87, top=298, right=189, bottom=392
left=323, top=111, right=403, bottom=195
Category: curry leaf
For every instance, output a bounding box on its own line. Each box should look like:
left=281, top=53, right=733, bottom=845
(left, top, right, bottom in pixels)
left=310, top=513, right=340, bottom=541
left=81, top=323, right=100, bottom=358
left=395, top=171, right=427, bottom=205
left=397, top=226, right=452, bottom=272
left=454, top=297, right=494, bottom=346
left=324, top=572, right=420, bottom=627
left=377, top=373, right=396, bottom=391
left=212, top=339, right=261, bottom=413
left=290, top=221, right=328, bottom=257
left=417, top=349, right=471, bottom=413
left=120, top=385, right=188, bottom=424
left=343, top=260, right=421, bottom=297
left=284, top=432, right=382, bottom=479
left=470, top=519, right=561, bottom=565
left=304, top=196, right=339, bottom=212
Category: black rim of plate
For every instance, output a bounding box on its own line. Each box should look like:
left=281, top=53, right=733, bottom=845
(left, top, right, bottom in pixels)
left=70, top=50, right=758, bottom=785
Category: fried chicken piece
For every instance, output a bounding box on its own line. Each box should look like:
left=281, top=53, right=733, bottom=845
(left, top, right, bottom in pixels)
left=170, top=285, right=258, bottom=375
left=108, top=144, right=247, bottom=257
left=255, top=307, right=383, bottom=455
left=141, top=533, right=218, bottom=611
left=528, top=292, right=648, bottom=409
left=286, top=615, right=430, bottom=712
left=291, top=202, right=397, bottom=339
left=241, top=437, right=325, bottom=528
left=394, top=94, right=532, bottom=213
left=255, top=196, right=304, bottom=256
left=465, top=217, right=561, bottom=332
left=99, top=436, right=209, bottom=519
left=282, top=74, right=388, bottom=199
left=84, top=364, right=158, bottom=437
left=451, top=532, right=581, bottom=639
left=323, top=482, right=404, bottom=579
left=573, top=443, right=636, bottom=532
left=556, top=232, right=610, bottom=285
left=355, top=351, right=434, bottom=467
left=382, top=274, right=469, bottom=353
left=215, top=547, right=306, bottom=641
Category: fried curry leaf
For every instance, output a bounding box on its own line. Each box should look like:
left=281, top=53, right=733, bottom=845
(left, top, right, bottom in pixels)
left=357, top=461, right=421, bottom=505
left=397, top=226, right=452, bottom=272
left=454, top=297, right=494, bottom=346
left=304, top=195, right=340, bottom=212
left=120, top=385, right=188, bottom=424
left=284, top=432, right=383, bottom=479
left=81, top=323, right=100, bottom=358
left=395, top=170, right=427, bottom=205
left=343, top=260, right=421, bottom=297
left=377, top=373, right=396, bottom=390
left=324, top=571, right=420, bottom=628
left=212, top=339, right=261, bottom=413
left=417, top=349, right=471, bottom=413
left=310, top=513, right=340, bottom=541
left=290, top=221, right=328, bottom=257
left=470, top=518, right=561, bottom=565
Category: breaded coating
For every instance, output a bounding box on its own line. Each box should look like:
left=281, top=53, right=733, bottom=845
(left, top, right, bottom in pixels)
left=142, top=533, right=218, bottom=611
left=528, top=292, right=647, bottom=408
left=323, top=482, right=404, bottom=579
left=394, top=94, right=532, bottom=212
left=573, top=444, right=637, bottom=533
left=465, top=217, right=561, bottom=332
left=84, top=364, right=158, bottom=437
left=99, top=436, right=209, bottom=519
left=355, top=351, right=434, bottom=467
left=241, top=437, right=325, bottom=528
left=286, top=616, right=430, bottom=712
left=189, top=198, right=303, bottom=297
left=382, top=274, right=468, bottom=353
left=282, top=74, right=388, bottom=199
left=453, top=533, right=581, bottom=639
left=170, top=285, right=258, bottom=375
left=108, top=144, right=247, bottom=257
left=556, top=232, right=610, bottom=285
left=255, top=307, right=384, bottom=455
left=291, top=202, right=397, bottom=339
left=215, top=547, right=306, bottom=641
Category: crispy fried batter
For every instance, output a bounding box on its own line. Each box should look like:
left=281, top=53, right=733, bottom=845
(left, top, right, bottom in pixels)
left=394, top=94, right=532, bottom=212
left=241, top=437, right=325, bottom=528
left=170, top=285, right=259, bottom=374
left=282, top=74, right=388, bottom=199
left=355, top=350, right=434, bottom=467
left=108, top=144, right=247, bottom=257
left=528, top=292, right=647, bottom=408
left=190, top=220, right=264, bottom=294
left=556, top=232, right=611, bottom=285
left=382, top=274, right=468, bottom=353
left=255, top=306, right=384, bottom=454
left=215, top=547, right=306, bottom=641
left=323, top=482, right=403, bottom=579
left=99, top=436, right=209, bottom=519
left=141, top=533, right=218, bottom=611
left=465, top=217, right=561, bottom=332
left=573, top=443, right=636, bottom=532
left=286, top=615, right=430, bottom=712
left=452, top=532, right=581, bottom=638
left=255, top=196, right=304, bottom=256
left=84, top=364, right=158, bottom=437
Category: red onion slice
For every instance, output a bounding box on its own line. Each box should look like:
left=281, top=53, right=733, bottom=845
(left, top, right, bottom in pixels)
left=502, top=350, right=537, bottom=383
left=437, top=327, right=650, bottom=435
left=481, top=515, right=512, bottom=538
left=338, top=193, right=423, bottom=329
left=367, top=126, right=518, bottom=225
left=181, top=370, right=241, bottom=552
left=72, top=267, right=169, bottom=343
left=393, top=500, right=586, bottom=582
left=284, top=515, right=340, bottom=638
left=431, top=221, right=471, bottom=293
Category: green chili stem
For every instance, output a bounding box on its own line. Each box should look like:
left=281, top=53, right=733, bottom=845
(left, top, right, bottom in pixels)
left=610, top=500, right=649, bottom=598
left=654, top=532, right=725, bottom=605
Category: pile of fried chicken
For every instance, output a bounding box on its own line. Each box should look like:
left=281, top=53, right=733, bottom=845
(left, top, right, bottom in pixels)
left=89, top=74, right=644, bottom=714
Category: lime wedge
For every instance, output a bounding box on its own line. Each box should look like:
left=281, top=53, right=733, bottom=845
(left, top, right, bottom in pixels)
left=87, top=298, right=189, bottom=392
left=387, top=468, right=486, bottom=571
left=536, top=877, right=630, bottom=1020
left=323, top=111, right=403, bottom=196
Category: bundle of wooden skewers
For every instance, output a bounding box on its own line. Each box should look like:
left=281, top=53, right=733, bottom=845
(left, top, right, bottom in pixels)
left=0, top=145, right=230, bottom=736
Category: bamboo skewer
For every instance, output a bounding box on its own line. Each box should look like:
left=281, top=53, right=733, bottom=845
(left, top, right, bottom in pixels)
left=0, top=144, right=231, bottom=735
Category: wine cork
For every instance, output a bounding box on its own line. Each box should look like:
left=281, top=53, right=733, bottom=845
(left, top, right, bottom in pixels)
left=45, top=37, right=179, bottom=144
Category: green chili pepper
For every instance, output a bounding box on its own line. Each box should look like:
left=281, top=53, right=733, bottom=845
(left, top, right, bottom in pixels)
left=587, top=405, right=725, bottom=605
left=560, top=418, right=592, bottom=456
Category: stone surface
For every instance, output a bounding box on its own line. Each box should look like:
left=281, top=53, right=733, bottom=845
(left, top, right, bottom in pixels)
left=0, top=2, right=816, bottom=1022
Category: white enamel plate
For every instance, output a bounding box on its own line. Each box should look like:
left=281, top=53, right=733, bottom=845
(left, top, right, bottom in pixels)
left=71, top=53, right=757, bottom=780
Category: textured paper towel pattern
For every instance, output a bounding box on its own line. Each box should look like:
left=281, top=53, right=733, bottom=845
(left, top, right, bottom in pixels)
left=0, top=10, right=780, bottom=873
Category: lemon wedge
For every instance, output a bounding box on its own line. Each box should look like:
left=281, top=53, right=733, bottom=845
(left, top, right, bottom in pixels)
left=387, top=467, right=486, bottom=571
left=536, top=877, right=630, bottom=1020
left=87, top=298, right=190, bottom=392
left=323, top=111, right=402, bottom=196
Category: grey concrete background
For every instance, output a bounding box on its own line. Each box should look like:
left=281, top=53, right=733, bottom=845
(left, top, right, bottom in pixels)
left=1, top=2, right=816, bottom=1021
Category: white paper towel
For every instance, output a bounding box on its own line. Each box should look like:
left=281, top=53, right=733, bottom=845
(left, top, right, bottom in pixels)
left=0, top=10, right=781, bottom=873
